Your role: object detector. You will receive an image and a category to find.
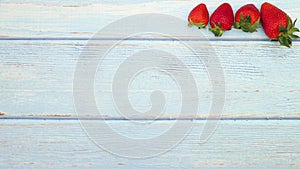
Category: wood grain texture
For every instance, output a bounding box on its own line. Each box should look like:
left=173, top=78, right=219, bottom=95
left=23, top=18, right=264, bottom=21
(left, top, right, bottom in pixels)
left=0, top=0, right=300, bottom=168
left=0, top=120, right=299, bottom=168
left=0, top=40, right=299, bottom=117
left=0, top=0, right=299, bottom=38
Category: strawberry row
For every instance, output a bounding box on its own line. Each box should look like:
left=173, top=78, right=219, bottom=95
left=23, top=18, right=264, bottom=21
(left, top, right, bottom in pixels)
left=188, top=2, right=299, bottom=48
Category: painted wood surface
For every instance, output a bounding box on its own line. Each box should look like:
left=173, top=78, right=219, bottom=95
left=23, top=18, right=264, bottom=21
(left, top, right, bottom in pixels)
left=0, top=120, right=299, bottom=168
left=0, top=0, right=299, bottom=38
left=0, top=40, right=299, bottom=117
left=0, top=0, right=299, bottom=118
left=0, top=0, right=300, bottom=168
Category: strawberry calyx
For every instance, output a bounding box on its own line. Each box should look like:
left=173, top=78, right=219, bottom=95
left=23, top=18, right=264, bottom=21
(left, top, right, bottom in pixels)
left=277, top=18, right=299, bottom=48
left=209, top=22, right=224, bottom=37
left=188, top=19, right=206, bottom=29
left=234, top=14, right=260, bottom=33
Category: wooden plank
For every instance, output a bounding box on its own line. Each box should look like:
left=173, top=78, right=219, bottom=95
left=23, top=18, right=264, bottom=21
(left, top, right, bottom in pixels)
left=0, top=0, right=299, bottom=38
left=0, top=0, right=299, bottom=168
left=0, top=40, right=299, bottom=117
left=0, top=120, right=299, bottom=168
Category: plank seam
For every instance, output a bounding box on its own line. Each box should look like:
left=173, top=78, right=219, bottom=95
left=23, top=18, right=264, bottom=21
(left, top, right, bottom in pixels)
left=1, top=116, right=300, bottom=121
left=1, top=37, right=300, bottom=42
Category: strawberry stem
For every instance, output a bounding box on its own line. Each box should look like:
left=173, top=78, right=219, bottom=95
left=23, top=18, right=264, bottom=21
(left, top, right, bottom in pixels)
left=234, top=14, right=260, bottom=33
left=188, top=19, right=206, bottom=29
left=278, top=18, right=299, bottom=48
left=209, top=22, right=224, bottom=37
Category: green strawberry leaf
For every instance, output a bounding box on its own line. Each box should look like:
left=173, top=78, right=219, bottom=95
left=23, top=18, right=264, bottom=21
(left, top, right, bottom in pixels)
left=197, top=23, right=206, bottom=29
left=279, top=25, right=286, bottom=32
left=278, top=17, right=299, bottom=48
left=290, top=34, right=300, bottom=39
left=234, top=14, right=260, bottom=33
left=209, top=22, right=224, bottom=37
left=188, top=19, right=194, bottom=27
left=293, top=19, right=297, bottom=27
left=188, top=19, right=206, bottom=29
left=234, top=22, right=241, bottom=29
left=287, top=17, right=292, bottom=29
left=240, top=14, right=244, bottom=20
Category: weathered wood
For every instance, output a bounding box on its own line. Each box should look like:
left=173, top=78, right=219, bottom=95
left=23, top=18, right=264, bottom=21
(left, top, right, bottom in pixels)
left=0, top=0, right=299, bottom=38
left=0, top=40, right=299, bottom=117
left=0, top=0, right=300, bottom=168
left=0, top=120, right=299, bottom=168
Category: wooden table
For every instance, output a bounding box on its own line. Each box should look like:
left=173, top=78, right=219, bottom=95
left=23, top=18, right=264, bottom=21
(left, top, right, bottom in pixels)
left=1, top=0, right=299, bottom=168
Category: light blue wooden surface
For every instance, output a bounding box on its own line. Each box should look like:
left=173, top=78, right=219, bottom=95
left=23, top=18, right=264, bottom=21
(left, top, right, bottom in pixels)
left=0, top=120, right=299, bottom=168
left=0, top=40, right=299, bottom=118
left=0, top=0, right=299, bottom=38
left=0, top=0, right=300, bottom=168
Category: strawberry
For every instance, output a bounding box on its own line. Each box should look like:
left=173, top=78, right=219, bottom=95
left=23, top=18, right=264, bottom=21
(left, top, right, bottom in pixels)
left=188, top=3, right=209, bottom=29
left=261, top=2, right=299, bottom=47
left=234, top=4, right=260, bottom=33
left=209, top=3, right=234, bottom=37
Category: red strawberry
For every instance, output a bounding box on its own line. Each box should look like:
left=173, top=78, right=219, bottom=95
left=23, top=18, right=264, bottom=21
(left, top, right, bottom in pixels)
left=188, top=3, right=209, bottom=29
left=261, top=2, right=299, bottom=47
left=209, top=3, right=234, bottom=37
left=234, top=4, right=260, bottom=32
